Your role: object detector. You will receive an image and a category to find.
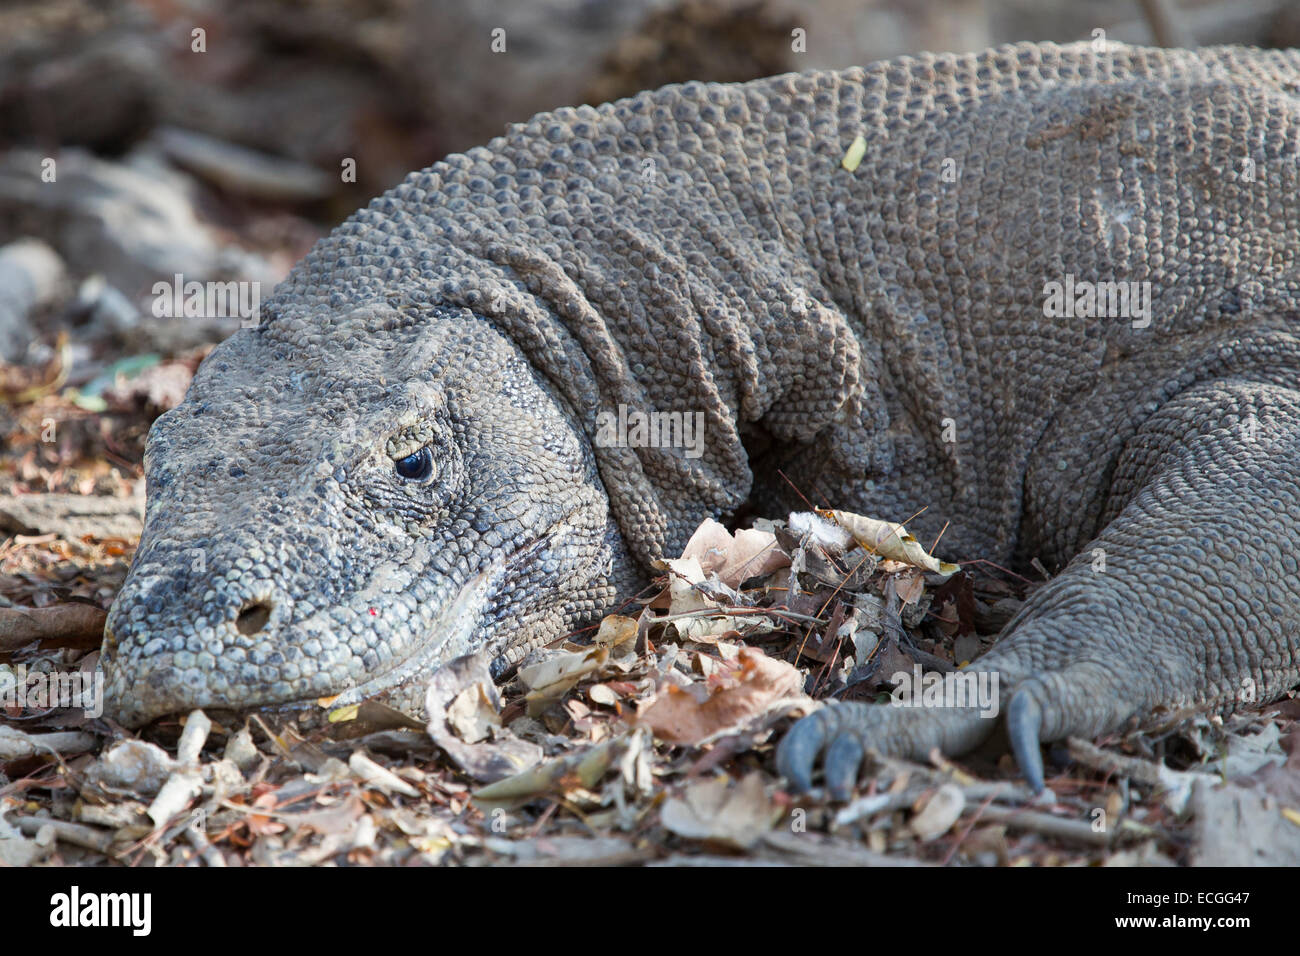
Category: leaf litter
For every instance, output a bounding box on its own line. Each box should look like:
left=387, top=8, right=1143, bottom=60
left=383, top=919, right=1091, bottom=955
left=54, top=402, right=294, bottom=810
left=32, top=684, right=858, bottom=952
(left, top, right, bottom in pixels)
left=2, top=496, right=1298, bottom=866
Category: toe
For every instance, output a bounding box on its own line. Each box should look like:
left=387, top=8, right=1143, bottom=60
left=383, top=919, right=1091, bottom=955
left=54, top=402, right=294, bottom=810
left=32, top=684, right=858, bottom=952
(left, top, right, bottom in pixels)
left=1006, top=687, right=1046, bottom=793
left=823, top=731, right=865, bottom=800
left=775, top=708, right=828, bottom=792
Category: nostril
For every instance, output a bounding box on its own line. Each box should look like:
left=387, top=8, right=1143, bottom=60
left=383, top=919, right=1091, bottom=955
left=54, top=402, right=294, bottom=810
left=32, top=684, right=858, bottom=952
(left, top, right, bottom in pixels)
left=235, top=600, right=273, bottom=636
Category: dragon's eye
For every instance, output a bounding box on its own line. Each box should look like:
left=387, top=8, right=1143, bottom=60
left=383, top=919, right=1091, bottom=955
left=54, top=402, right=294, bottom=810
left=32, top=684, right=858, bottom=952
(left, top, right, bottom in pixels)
left=394, top=446, right=434, bottom=481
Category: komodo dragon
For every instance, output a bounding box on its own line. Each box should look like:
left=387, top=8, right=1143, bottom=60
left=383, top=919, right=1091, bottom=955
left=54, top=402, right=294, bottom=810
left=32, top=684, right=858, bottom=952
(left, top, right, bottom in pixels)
left=102, top=42, right=1300, bottom=795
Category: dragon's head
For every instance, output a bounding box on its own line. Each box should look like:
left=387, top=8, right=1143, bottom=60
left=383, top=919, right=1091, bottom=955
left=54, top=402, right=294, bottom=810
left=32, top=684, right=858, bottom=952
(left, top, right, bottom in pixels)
left=102, top=303, right=637, bottom=726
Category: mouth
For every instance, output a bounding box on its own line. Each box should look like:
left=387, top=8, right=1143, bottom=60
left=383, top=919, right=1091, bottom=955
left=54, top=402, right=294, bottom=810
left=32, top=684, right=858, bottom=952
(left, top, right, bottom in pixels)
left=320, top=559, right=500, bottom=712
left=327, top=528, right=561, bottom=708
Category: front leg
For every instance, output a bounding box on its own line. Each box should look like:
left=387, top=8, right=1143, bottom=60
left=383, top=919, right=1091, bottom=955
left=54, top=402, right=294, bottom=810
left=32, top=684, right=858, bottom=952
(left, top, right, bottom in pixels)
left=778, top=380, right=1300, bottom=795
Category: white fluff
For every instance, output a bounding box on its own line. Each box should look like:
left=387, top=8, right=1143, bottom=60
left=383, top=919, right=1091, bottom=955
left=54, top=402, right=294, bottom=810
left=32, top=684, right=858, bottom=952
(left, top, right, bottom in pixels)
left=788, top=511, right=853, bottom=553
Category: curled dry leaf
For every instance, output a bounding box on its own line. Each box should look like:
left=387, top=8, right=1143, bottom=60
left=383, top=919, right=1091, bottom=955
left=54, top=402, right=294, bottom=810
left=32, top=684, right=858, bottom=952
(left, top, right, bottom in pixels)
left=637, top=646, right=802, bottom=745
left=673, top=613, right=779, bottom=643
left=518, top=645, right=609, bottom=715
left=826, top=509, right=960, bottom=577
left=348, top=752, right=420, bottom=798
left=472, top=735, right=627, bottom=808
left=680, top=517, right=791, bottom=588
left=656, top=555, right=712, bottom=615
left=592, top=614, right=638, bottom=650
left=425, top=653, right=542, bottom=784
left=588, top=683, right=621, bottom=707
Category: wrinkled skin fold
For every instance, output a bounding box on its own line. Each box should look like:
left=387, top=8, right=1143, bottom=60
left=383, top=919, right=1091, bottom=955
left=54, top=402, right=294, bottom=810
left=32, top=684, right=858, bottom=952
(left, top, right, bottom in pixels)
left=105, top=43, right=1300, bottom=794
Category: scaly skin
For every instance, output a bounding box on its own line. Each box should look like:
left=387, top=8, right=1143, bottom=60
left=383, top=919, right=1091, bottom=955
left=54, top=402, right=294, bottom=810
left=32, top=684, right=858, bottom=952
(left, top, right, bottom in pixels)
left=104, top=43, right=1300, bottom=794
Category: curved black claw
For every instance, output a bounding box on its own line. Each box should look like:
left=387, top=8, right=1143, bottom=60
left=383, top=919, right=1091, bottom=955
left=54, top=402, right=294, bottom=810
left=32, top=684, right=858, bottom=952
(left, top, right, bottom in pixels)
left=1006, top=688, right=1045, bottom=793
left=775, top=709, right=829, bottom=793
left=823, top=730, right=865, bottom=801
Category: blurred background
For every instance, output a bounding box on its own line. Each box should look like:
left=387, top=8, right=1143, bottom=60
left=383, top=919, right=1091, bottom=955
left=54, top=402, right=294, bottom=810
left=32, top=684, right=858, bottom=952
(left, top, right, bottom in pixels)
left=1, top=0, right=1298, bottom=495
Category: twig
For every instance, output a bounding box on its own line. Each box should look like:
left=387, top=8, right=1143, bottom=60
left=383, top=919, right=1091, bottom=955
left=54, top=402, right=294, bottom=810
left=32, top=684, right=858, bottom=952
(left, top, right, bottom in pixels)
left=15, top=815, right=114, bottom=854
left=974, top=806, right=1158, bottom=846
left=1067, top=736, right=1165, bottom=787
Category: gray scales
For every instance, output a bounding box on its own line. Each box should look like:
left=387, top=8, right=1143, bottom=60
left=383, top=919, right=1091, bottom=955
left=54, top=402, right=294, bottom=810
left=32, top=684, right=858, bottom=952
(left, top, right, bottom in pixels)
left=102, top=42, right=1300, bottom=795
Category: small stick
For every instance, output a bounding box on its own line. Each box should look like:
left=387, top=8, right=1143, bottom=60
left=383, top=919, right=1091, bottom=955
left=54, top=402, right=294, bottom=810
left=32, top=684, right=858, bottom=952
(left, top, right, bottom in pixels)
left=15, top=815, right=114, bottom=854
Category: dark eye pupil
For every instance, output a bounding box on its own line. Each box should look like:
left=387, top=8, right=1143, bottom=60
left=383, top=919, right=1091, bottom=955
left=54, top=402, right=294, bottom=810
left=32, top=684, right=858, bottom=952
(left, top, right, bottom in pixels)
left=395, top=446, right=433, bottom=481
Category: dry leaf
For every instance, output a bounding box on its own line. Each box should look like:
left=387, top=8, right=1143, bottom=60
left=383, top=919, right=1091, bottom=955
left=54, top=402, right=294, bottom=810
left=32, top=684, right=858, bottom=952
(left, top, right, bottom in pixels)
left=826, top=509, right=960, bottom=576
left=894, top=568, right=926, bottom=606
left=673, top=613, right=778, bottom=643
left=657, top=556, right=712, bottom=615
left=473, top=736, right=626, bottom=807
left=660, top=773, right=779, bottom=849
left=910, top=783, right=966, bottom=840
left=0, top=604, right=107, bottom=652
left=637, top=646, right=802, bottom=745
left=518, top=646, right=609, bottom=715
left=588, top=683, right=621, bottom=707
left=593, top=614, right=638, bottom=649
left=447, top=683, right=502, bottom=744
left=425, top=654, right=542, bottom=784
left=681, top=518, right=790, bottom=588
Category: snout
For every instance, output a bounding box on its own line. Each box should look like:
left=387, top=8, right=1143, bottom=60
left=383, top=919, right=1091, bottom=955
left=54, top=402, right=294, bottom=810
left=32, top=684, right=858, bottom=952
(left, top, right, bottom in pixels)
left=101, top=552, right=351, bottom=727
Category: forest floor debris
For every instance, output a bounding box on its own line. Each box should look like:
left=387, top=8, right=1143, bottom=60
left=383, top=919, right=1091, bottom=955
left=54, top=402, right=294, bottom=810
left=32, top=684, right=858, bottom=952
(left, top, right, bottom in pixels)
left=1, top=451, right=1296, bottom=865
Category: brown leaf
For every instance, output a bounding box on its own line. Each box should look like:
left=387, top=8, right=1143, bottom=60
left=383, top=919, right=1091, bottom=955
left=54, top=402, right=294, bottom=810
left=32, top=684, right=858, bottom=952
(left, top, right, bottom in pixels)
left=593, top=614, right=639, bottom=649
left=0, top=603, right=107, bottom=652
left=894, top=568, right=926, bottom=607
left=636, top=646, right=802, bottom=745
left=931, top=571, right=976, bottom=636
left=0, top=333, right=68, bottom=403
left=680, top=518, right=790, bottom=588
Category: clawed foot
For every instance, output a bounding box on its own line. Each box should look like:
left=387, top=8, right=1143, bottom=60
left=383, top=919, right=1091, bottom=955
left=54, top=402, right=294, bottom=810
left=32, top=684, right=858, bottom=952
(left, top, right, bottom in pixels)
left=776, top=658, right=1136, bottom=796
left=776, top=696, right=1007, bottom=798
